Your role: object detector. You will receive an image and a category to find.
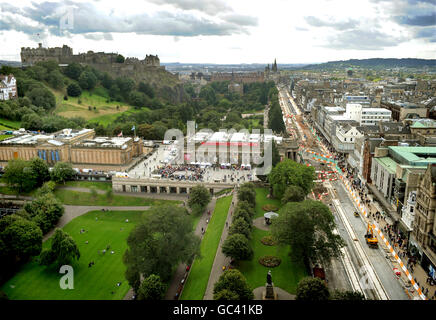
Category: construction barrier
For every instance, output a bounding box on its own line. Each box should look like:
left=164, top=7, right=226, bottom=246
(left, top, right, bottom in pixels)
left=299, top=122, right=427, bottom=300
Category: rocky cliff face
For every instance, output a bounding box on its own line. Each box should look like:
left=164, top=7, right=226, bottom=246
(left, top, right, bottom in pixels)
left=88, top=63, right=186, bottom=104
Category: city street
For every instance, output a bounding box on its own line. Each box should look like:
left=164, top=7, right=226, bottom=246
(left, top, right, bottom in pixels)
left=278, top=85, right=410, bottom=300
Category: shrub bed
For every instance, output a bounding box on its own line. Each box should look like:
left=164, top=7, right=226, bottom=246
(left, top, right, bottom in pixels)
left=262, top=204, right=279, bottom=212
left=258, top=255, right=281, bottom=267
left=260, top=236, right=277, bottom=246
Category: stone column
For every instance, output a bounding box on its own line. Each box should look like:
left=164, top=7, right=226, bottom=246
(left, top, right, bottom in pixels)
left=176, top=187, right=180, bottom=194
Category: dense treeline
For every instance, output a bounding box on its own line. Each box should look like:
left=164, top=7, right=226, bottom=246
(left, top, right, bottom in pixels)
left=1, top=61, right=275, bottom=138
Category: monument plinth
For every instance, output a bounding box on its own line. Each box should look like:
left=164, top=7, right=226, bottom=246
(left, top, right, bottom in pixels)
left=262, top=270, right=278, bottom=300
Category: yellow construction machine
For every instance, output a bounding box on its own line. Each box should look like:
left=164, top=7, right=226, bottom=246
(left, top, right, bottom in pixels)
left=365, top=223, right=378, bottom=248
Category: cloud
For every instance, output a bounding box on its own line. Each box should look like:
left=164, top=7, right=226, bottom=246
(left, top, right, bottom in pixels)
left=221, top=14, right=258, bottom=26
left=324, top=30, right=405, bottom=50
left=416, top=26, right=436, bottom=42
left=146, top=0, right=232, bottom=15
left=0, top=1, right=254, bottom=37
left=394, top=13, right=436, bottom=26
left=83, top=33, right=114, bottom=41
left=305, top=16, right=359, bottom=30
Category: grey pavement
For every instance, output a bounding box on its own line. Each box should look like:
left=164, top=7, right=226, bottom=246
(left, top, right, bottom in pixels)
left=253, top=286, right=295, bottom=300
left=203, top=191, right=237, bottom=300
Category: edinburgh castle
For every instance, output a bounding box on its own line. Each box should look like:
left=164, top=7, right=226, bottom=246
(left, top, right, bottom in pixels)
left=20, top=43, right=167, bottom=81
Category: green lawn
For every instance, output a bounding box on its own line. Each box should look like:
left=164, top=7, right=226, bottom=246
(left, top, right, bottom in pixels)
left=63, top=181, right=112, bottom=191
left=0, top=118, right=20, bottom=129
left=54, top=189, right=179, bottom=207
left=237, top=188, right=307, bottom=294
left=238, top=228, right=307, bottom=294
left=1, top=210, right=145, bottom=300
left=180, top=196, right=232, bottom=300
left=0, top=134, right=12, bottom=141
left=254, top=188, right=281, bottom=218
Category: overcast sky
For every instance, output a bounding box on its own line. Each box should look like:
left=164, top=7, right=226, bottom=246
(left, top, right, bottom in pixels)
left=0, top=0, right=435, bottom=64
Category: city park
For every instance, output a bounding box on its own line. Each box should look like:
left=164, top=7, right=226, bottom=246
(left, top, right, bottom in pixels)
left=0, top=153, right=348, bottom=301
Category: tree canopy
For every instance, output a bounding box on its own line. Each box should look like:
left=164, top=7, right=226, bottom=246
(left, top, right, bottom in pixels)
left=213, top=269, right=254, bottom=300
left=123, top=205, right=200, bottom=285
left=268, top=159, right=315, bottom=198
left=40, top=229, right=80, bottom=267
left=271, top=199, right=345, bottom=265
left=137, top=274, right=166, bottom=300
left=281, top=185, right=306, bottom=204
left=222, top=233, right=253, bottom=261
left=296, top=277, right=330, bottom=301
left=50, top=162, right=76, bottom=184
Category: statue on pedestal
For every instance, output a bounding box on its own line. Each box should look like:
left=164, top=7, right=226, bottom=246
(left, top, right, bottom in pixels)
left=267, top=270, right=272, bottom=286
left=263, top=270, right=278, bottom=300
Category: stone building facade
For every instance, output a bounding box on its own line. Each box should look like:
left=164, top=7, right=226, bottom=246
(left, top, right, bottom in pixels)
left=0, top=129, right=143, bottom=170
left=412, top=164, right=436, bottom=274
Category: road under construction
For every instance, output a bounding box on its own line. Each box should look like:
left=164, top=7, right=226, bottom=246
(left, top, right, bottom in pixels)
left=277, top=84, right=416, bottom=300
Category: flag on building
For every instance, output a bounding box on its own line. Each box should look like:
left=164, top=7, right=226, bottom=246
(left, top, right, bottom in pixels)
left=118, top=131, right=123, bottom=137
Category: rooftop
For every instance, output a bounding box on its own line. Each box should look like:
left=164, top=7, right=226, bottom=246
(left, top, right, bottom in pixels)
left=388, top=146, right=436, bottom=166
left=374, top=157, right=397, bottom=174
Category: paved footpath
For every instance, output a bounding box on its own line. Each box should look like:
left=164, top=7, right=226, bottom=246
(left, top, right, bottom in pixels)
left=203, top=191, right=237, bottom=300
left=163, top=197, right=217, bottom=300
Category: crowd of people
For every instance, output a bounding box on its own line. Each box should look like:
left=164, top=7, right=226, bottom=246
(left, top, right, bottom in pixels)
left=155, top=164, right=205, bottom=181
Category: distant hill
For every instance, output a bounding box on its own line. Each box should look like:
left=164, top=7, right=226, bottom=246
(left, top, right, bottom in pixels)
left=301, top=58, right=436, bottom=70
left=0, top=60, right=21, bottom=67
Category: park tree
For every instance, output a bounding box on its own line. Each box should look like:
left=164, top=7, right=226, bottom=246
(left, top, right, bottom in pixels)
left=199, top=86, right=217, bottom=105
left=47, top=70, right=65, bottom=89
left=281, top=185, right=305, bottom=204
left=271, top=200, right=345, bottom=265
left=24, top=193, right=64, bottom=234
left=26, top=87, right=56, bottom=110
left=41, top=229, right=80, bottom=267
left=236, top=201, right=255, bottom=218
left=331, top=290, right=365, bottom=300
left=29, top=157, right=50, bottom=188
left=296, top=277, right=330, bottom=301
left=123, top=205, right=200, bottom=284
left=64, top=62, right=83, bottom=80
left=137, top=274, right=166, bottom=300
left=50, top=162, right=76, bottom=184
left=2, top=159, right=38, bottom=194
left=237, top=184, right=256, bottom=206
left=67, top=83, right=82, bottom=97
left=222, top=233, right=253, bottom=261
left=213, top=289, right=239, bottom=300
left=233, top=207, right=252, bottom=225
left=0, top=214, right=43, bottom=264
left=228, top=217, right=251, bottom=239
left=78, top=71, right=97, bottom=90
left=213, top=269, right=254, bottom=300
left=188, top=185, right=211, bottom=215
left=268, top=102, right=286, bottom=134
left=268, top=158, right=315, bottom=198
left=129, top=91, right=147, bottom=109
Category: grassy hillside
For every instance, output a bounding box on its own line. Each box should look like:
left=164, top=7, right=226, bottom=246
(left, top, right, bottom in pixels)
left=52, top=87, right=133, bottom=121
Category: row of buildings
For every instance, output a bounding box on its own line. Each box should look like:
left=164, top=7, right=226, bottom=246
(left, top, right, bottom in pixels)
left=0, top=74, right=17, bottom=101
left=295, top=75, right=436, bottom=279
left=0, top=128, right=144, bottom=171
